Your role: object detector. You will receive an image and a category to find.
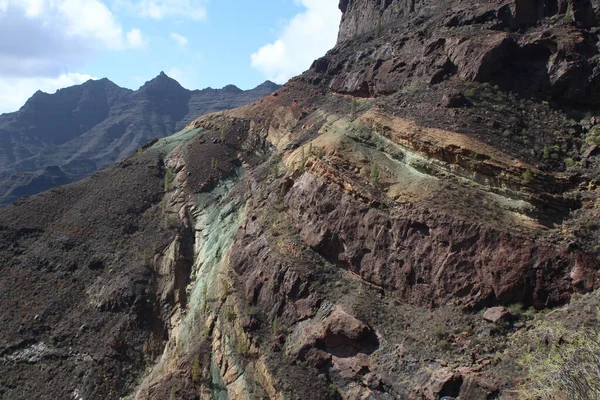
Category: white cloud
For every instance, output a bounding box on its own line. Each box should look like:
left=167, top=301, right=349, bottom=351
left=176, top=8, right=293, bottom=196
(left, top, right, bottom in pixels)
left=250, top=0, right=341, bottom=84
left=170, top=32, right=188, bottom=47
left=0, top=73, right=96, bottom=114
left=114, top=0, right=207, bottom=20
left=127, top=28, right=146, bottom=48
left=0, top=1, right=144, bottom=112
left=166, top=66, right=196, bottom=89
left=0, top=1, right=144, bottom=52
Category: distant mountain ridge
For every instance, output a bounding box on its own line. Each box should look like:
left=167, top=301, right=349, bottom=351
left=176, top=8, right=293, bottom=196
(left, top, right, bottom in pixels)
left=0, top=73, right=279, bottom=206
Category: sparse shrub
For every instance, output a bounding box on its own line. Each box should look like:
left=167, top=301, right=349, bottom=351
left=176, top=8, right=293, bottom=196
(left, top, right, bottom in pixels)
left=518, top=321, right=600, bottom=400
left=522, top=169, right=535, bottom=184
left=370, top=162, right=380, bottom=185
left=300, top=146, right=307, bottom=171
left=376, top=15, right=383, bottom=37
left=434, top=325, right=446, bottom=340
left=464, top=88, right=477, bottom=98
left=236, top=331, right=250, bottom=356
left=272, top=315, right=279, bottom=336
left=585, top=129, right=600, bottom=145
left=191, top=356, right=201, bottom=383
left=327, top=384, right=339, bottom=399
left=437, top=339, right=451, bottom=351
left=164, top=168, right=175, bottom=192
left=224, top=307, right=237, bottom=322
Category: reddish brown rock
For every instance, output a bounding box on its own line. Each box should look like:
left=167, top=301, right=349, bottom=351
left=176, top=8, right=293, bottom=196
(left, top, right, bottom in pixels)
left=285, top=174, right=600, bottom=308
left=447, top=33, right=513, bottom=82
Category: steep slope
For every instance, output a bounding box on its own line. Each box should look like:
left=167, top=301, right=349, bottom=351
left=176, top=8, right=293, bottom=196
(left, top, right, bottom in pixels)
left=0, top=74, right=279, bottom=206
left=1, top=1, right=600, bottom=400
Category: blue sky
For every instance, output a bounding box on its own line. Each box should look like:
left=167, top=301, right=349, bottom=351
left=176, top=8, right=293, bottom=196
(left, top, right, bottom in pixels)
left=0, top=0, right=341, bottom=113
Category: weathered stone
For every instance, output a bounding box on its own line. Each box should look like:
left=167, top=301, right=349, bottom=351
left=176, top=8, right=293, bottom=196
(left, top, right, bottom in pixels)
left=459, top=374, right=499, bottom=400
left=483, top=307, right=511, bottom=323
left=441, top=92, right=471, bottom=108
left=419, top=368, right=463, bottom=400
left=448, top=33, right=513, bottom=82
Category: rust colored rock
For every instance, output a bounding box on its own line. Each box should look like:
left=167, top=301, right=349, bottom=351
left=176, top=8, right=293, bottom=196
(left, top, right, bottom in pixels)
left=419, top=367, right=463, bottom=400
left=303, top=348, right=332, bottom=369
left=286, top=306, right=379, bottom=361
left=482, top=307, right=511, bottom=323
left=286, top=174, right=600, bottom=308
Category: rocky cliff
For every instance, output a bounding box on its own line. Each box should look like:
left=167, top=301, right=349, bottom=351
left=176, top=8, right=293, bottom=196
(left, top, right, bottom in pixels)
left=0, top=74, right=279, bottom=206
left=1, top=1, right=600, bottom=399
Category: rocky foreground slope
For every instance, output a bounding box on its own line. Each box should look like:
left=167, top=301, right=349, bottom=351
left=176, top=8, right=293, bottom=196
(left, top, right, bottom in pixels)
left=0, top=74, right=279, bottom=206
left=1, top=0, right=600, bottom=399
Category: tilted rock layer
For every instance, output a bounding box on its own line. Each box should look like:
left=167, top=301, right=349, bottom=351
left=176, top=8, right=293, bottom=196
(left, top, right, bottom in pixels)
left=1, top=0, right=600, bottom=399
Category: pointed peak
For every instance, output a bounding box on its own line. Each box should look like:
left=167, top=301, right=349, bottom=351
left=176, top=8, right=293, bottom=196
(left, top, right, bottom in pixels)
left=221, top=84, right=242, bottom=93
left=252, top=80, right=281, bottom=92
left=141, top=72, right=184, bottom=90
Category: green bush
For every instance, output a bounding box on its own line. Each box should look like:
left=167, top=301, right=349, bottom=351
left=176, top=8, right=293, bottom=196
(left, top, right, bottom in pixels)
left=585, top=129, right=600, bottom=145
left=522, top=169, right=535, bottom=184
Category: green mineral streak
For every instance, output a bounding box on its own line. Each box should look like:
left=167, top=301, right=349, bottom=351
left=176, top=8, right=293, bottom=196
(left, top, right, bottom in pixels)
left=152, top=127, right=204, bottom=153
left=211, top=358, right=230, bottom=400
left=179, top=168, right=247, bottom=349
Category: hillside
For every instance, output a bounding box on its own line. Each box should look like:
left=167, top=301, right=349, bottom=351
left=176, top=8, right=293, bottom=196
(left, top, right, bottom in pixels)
left=0, top=74, right=279, bottom=206
left=1, top=1, right=600, bottom=399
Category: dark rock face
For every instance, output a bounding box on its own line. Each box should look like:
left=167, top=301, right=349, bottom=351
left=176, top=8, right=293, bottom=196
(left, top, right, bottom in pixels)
left=0, top=75, right=280, bottom=207
left=325, top=0, right=600, bottom=107
left=336, top=0, right=599, bottom=43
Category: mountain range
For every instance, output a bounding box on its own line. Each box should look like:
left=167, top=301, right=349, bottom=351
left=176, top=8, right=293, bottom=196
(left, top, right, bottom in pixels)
left=0, top=73, right=279, bottom=206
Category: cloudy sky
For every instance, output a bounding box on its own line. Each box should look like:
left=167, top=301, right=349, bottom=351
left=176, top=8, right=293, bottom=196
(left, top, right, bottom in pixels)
left=0, top=0, right=341, bottom=114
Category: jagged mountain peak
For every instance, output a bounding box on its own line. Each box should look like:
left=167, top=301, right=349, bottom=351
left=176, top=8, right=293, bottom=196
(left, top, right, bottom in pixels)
left=221, top=84, right=242, bottom=93
left=139, top=72, right=186, bottom=92
left=0, top=74, right=279, bottom=206
left=253, top=80, right=280, bottom=91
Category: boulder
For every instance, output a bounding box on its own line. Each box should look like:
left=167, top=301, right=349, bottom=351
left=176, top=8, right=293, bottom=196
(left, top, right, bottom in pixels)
left=442, top=92, right=471, bottom=108
left=419, top=367, right=464, bottom=400
left=483, top=306, right=511, bottom=323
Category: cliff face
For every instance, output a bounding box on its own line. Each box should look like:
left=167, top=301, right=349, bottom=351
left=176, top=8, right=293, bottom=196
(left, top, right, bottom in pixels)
left=337, top=0, right=600, bottom=44
left=1, top=1, right=600, bottom=400
left=332, top=0, right=600, bottom=105
left=0, top=75, right=279, bottom=207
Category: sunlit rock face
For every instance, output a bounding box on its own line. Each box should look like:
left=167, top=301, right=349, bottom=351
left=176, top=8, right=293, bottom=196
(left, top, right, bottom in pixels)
left=1, top=0, right=600, bottom=399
